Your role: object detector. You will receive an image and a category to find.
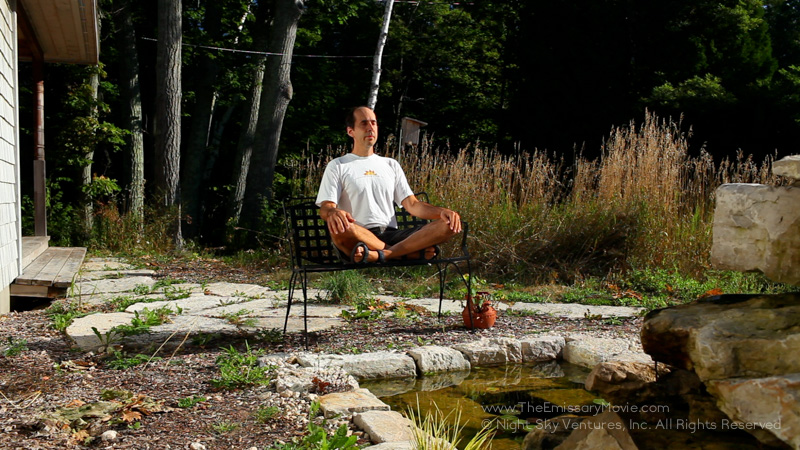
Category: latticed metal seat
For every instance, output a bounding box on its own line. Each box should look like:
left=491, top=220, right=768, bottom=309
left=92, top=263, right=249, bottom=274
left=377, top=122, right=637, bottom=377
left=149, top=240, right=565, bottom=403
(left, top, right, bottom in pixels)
left=282, top=193, right=472, bottom=343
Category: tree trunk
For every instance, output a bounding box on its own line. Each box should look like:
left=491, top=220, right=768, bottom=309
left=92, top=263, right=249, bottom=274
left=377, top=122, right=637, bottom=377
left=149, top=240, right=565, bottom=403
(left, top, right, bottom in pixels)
left=367, top=0, right=394, bottom=109
left=181, top=1, right=223, bottom=239
left=241, top=0, right=304, bottom=228
left=204, top=103, right=236, bottom=183
left=81, top=71, right=99, bottom=236
left=116, top=0, right=144, bottom=223
left=228, top=1, right=271, bottom=226
left=155, top=0, right=183, bottom=247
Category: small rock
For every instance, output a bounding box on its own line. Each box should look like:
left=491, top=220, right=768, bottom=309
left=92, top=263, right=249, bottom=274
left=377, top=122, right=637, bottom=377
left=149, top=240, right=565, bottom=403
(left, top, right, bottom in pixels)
left=100, top=430, right=118, bottom=442
left=190, top=443, right=206, bottom=450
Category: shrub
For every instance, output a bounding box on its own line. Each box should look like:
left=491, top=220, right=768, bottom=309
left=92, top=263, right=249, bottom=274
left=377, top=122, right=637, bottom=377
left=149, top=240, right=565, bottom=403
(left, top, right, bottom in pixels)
left=320, top=271, right=374, bottom=304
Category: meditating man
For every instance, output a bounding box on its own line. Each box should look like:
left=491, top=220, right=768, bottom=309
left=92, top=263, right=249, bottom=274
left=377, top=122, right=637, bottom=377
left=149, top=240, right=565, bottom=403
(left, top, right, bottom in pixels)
left=316, top=106, right=462, bottom=263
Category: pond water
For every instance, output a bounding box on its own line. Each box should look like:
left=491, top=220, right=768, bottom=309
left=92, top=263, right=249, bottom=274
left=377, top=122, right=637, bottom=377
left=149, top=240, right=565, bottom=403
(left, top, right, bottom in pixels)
left=360, top=361, right=597, bottom=450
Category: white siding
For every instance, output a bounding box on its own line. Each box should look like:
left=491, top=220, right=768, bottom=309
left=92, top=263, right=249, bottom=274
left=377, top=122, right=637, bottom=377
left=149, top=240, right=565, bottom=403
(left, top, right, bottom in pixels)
left=0, top=0, right=19, bottom=289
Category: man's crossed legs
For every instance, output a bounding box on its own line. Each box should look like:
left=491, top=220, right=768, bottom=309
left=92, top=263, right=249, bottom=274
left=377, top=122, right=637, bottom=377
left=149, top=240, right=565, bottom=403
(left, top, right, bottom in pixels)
left=330, top=219, right=456, bottom=263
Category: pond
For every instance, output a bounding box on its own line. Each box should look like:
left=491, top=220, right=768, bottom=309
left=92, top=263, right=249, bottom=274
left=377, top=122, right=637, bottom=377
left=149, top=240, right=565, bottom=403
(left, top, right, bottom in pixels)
left=360, top=361, right=597, bottom=450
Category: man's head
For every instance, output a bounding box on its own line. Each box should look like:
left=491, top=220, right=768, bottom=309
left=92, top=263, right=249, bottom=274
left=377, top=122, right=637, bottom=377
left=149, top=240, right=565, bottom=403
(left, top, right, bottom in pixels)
left=346, top=106, right=378, bottom=154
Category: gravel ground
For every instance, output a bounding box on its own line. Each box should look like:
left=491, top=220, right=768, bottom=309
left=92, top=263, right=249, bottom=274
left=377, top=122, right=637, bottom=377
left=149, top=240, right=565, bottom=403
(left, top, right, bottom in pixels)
left=0, top=258, right=643, bottom=449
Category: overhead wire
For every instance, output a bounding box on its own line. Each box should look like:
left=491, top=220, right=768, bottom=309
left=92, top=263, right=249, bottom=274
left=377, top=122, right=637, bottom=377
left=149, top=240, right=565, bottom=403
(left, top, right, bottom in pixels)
left=140, top=37, right=372, bottom=58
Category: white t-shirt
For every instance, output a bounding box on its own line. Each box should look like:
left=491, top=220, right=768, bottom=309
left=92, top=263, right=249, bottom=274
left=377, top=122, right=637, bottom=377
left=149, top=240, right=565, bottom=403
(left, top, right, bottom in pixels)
left=315, top=153, right=415, bottom=229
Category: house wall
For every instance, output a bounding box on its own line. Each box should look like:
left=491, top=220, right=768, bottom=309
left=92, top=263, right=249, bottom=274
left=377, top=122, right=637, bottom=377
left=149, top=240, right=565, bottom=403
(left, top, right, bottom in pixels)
left=0, top=0, right=19, bottom=313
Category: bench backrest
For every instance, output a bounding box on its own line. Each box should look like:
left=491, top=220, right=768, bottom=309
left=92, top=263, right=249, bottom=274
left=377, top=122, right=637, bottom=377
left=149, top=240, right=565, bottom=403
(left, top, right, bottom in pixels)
left=284, top=193, right=430, bottom=267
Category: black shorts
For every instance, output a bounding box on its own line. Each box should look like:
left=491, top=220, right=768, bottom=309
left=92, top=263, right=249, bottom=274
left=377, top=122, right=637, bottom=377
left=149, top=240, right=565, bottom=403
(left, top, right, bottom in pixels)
left=368, top=225, right=423, bottom=246
left=337, top=225, right=424, bottom=261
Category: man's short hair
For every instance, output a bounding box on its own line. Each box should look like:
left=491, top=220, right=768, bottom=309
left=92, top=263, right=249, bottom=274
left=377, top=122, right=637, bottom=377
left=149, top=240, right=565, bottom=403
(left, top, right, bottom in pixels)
left=345, top=106, right=374, bottom=129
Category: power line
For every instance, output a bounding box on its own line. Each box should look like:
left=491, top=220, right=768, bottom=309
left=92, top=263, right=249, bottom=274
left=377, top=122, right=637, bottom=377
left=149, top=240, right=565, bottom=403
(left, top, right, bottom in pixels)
left=141, top=37, right=372, bottom=58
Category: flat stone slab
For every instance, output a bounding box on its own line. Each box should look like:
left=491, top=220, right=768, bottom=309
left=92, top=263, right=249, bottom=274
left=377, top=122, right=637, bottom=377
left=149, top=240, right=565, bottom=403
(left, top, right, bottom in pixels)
left=80, top=258, right=138, bottom=271
left=77, top=269, right=157, bottom=281
left=67, top=312, right=135, bottom=351
left=72, top=276, right=157, bottom=296
left=563, top=336, right=651, bottom=369
left=256, top=317, right=344, bottom=333
left=407, top=345, right=470, bottom=374
left=452, top=337, right=523, bottom=366
left=362, top=443, right=414, bottom=450
left=318, top=388, right=389, bottom=418
left=296, top=352, right=417, bottom=380
left=203, top=282, right=274, bottom=299
left=354, top=410, right=415, bottom=444
left=520, top=334, right=565, bottom=362
left=508, top=302, right=644, bottom=319
left=125, top=295, right=235, bottom=315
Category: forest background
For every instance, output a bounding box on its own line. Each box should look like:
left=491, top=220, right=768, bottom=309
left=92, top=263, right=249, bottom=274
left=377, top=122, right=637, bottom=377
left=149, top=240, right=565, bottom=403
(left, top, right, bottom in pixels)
left=16, top=0, right=800, bottom=287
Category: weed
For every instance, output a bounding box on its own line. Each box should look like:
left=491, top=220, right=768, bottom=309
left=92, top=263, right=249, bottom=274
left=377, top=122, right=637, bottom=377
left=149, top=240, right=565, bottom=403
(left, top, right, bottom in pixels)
left=505, top=308, right=539, bottom=317
left=2, top=338, right=28, bottom=357
left=210, top=342, right=275, bottom=390
left=269, top=401, right=358, bottom=450
left=133, top=284, right=153, bottom=296
left=320, top=271, right=374, bottom=304
left=92, top=326, right=122, bottom=352
left=105, top=351, right=161, bottom=370
left=48, top=301, right=88, bottom=332
left=341, top=300, right=383, bottom=321
left=177, top=395, right=207, bottom=408
left=107, top=305, right=177, bottom=339
left=254, top=405, right=279, bottom=423
left=211, top=420, right=240, bottom=434
left=254, top=328, right=284, bottom=344
left=191, top=332, right=221, bottom=347
left=222, top=309, right=258, bottom=327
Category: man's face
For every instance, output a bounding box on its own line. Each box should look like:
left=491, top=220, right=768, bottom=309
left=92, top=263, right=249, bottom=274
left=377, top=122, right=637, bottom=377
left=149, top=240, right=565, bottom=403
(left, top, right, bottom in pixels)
left=348, top=107, right=378, bottom=147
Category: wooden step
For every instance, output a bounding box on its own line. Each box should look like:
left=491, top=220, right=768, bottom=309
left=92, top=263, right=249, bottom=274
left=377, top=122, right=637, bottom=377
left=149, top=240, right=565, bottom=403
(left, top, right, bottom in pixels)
left=20, top=236, right=50, bottom=268
left=12, top=247, right=87, bottom=298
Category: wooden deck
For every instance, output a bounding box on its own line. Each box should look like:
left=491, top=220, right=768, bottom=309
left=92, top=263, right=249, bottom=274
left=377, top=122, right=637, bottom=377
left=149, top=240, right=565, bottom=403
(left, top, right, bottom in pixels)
left=11, top=237, right=87, bottom=298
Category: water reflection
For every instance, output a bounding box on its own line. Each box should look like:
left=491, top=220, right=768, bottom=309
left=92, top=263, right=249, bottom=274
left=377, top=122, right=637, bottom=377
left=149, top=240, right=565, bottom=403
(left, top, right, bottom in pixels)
left=361, top=362, right=595, bottom=450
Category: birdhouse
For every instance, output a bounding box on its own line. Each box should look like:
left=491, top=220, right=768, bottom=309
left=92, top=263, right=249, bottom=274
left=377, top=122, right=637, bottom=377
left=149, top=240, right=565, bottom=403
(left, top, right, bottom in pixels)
left=400, top=117, right=428, bottom=150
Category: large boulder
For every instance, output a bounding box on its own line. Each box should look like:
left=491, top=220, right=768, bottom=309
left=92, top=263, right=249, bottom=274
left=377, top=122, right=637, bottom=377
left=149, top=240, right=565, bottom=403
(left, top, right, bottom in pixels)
left=554, top=412, right=638, bottom=450
left=707, top=374, right=800, bottom=449
left=584, top=361, right=661, bottom=404
left=642, top=293, right=800, bottom=449
left=711, top=183, right=800, bottom=285
left=641, top=293, right=800, bottom=381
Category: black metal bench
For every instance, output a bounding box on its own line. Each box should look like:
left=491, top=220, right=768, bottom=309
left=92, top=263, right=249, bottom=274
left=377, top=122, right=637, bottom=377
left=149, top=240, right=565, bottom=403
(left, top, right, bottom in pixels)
left=282, top=193, right=472, bottom=342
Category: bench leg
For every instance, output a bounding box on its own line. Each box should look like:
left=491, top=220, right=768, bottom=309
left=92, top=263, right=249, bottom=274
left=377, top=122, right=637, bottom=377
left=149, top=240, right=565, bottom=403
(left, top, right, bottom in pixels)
left=301, top=271, right=309, bottom=349
left=283, top=271, right=299, bottom=333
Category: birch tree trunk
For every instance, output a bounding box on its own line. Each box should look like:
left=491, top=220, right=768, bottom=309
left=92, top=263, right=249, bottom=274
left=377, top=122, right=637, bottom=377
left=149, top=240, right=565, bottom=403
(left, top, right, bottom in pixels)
left=155, top=0, right=183, bottom=247
left=367, top=0, right=394, bottom=109
left=241, top=0, right=304, bottom=229
left=227, top=1, right=271, bottom=226
left=81, top=72, right=99, bottom=236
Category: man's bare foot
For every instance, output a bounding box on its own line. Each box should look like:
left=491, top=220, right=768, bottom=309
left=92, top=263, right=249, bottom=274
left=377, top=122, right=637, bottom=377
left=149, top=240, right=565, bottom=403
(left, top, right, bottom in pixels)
left=402, top=247, right=438, bottom=260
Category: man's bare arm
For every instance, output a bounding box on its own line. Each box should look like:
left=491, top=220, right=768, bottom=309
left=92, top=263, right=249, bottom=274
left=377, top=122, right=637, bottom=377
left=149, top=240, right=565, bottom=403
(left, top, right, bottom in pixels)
left=402, top=195, right=462, bottom=233
left=319, top=201, right=355, bottom=235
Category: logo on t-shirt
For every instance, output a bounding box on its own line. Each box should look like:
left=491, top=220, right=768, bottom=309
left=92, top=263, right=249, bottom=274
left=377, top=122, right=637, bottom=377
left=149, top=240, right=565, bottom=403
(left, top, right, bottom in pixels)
left=364, top=170, right=377, bottom=176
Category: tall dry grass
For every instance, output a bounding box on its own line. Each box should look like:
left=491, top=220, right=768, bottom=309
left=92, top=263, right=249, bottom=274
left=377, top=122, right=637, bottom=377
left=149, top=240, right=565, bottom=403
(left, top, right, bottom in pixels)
left=294, top=112, right=779, bottom=282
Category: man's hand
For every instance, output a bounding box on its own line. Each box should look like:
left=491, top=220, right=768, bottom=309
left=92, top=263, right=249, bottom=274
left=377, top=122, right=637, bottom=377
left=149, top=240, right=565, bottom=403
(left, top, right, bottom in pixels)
left=440, top=209, right=462, bottom=233
left=325, top=208, right=355, bottom=235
